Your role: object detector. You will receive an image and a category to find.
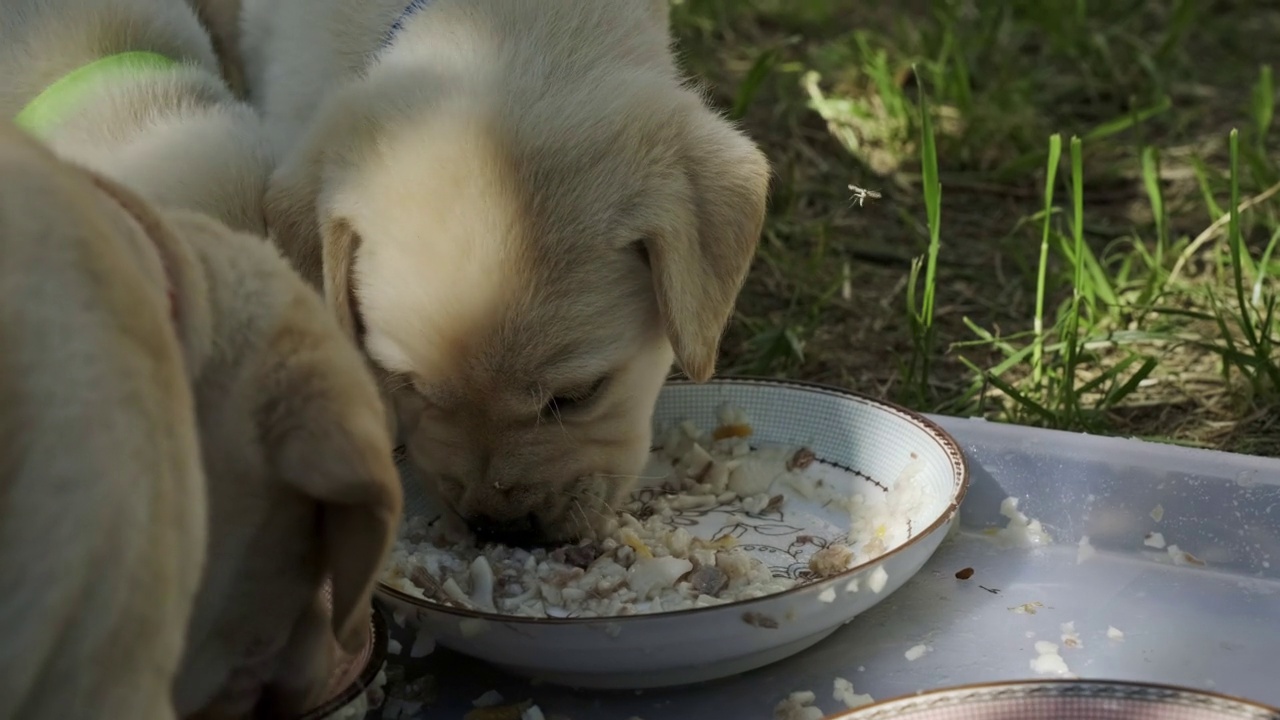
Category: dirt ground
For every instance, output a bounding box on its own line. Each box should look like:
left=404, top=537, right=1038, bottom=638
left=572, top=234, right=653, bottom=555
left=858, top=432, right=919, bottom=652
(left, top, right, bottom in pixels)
left=671, top=0, right=1280, bottom=455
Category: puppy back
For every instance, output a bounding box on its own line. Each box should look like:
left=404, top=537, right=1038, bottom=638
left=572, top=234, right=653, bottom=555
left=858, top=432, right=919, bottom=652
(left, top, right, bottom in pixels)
left=0, top=125, right=206, bottom=719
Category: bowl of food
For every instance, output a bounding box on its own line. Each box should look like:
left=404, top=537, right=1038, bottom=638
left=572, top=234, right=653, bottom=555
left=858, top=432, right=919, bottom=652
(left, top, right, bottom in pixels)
left=295, top=585, right=390, bottom=720
left=821, top=679, right=1280, bottom=720
left=376, top=377, right=969, bottom=689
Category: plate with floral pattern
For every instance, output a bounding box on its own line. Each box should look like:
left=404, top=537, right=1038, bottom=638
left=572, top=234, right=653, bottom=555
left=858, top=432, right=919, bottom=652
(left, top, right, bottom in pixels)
left=376, top=378, right=968, bottom=690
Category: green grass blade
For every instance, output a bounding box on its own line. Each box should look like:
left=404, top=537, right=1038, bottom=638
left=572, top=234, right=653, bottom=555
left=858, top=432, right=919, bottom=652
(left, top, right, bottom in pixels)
left=1033, top=134, right=1063, bottom=384
left=983, top=372, right=1061, bottom=425
left=1141, top=146, right=1167, bottom=274
left=1083, top=97, right=1172, bottom=142
left=1227, top=130, right=1260, bottom=349
left=1252, top=64, right=1274, bottom=146
left=1060, top=136, right=1086, bottom=417
left=1102, top=355, right=1159, bottom=408
left=729, top=49, right=780, bottom=121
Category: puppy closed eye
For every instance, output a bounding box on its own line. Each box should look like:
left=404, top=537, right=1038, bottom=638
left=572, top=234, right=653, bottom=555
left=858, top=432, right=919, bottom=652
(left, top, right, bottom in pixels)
left=542, top=375, right=610, bottom=417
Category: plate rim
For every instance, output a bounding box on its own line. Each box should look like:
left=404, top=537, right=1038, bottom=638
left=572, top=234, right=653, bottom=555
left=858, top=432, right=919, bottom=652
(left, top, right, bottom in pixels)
left=295, top=601, right=390, bottom=720
left=820, top=678, right=1280, bottom=719
left=376, top=376, right=971, bottom=626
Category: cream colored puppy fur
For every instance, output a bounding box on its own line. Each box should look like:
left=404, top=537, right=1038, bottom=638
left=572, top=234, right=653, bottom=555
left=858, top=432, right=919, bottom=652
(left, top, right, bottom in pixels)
left=168, top=203, right=402, bottom=720
left=0, top=0, right=271, bottom=234
left=0, top=125, right=403, bottom=717
left=0, top=122, right=206, bottom=720
left=186, top=0, right=248, bottom=98
left=243, top=0, right=771, bottom=543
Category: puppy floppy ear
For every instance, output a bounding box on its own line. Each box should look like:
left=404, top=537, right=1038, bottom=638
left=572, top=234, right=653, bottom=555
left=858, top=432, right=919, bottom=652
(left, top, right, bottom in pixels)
left=320, top=218, right=365, bottom=344
left=263, top=99, right=370, bottom=345
left=645, top=106, right=770, bottom=382
left=318, top=216, right=390, bottom=437
left=273, top=406, right=402, bottom=652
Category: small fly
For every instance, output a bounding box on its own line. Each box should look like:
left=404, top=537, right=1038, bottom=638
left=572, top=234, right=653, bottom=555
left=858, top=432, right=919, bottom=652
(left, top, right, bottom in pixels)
left=847, top=183, right=882, bottom=207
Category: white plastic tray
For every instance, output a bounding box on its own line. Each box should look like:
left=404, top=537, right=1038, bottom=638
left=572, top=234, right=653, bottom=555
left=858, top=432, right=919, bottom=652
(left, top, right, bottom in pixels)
left=374, top=415, right=1280, bottom=718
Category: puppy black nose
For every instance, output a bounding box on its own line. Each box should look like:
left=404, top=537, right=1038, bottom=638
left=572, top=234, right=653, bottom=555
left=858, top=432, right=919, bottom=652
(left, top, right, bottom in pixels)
left=467, top=513, right=544, bottom=546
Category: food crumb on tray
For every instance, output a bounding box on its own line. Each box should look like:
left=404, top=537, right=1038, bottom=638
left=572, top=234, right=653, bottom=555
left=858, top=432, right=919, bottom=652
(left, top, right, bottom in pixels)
left=1010, top=601, right=1044, bottom=615
left=1076, top=535, right=1096, bottom=564
left=409, top=624, right=435, bottom=658
left=1167, top=544, right=1205, bottom=566
left=1030, top=641, right=1072, bottom=676
left=1107, top=625, right=1125, bottom=641
left=833, top=677, right=874, bottom=709
left=1144, top=532, right=1167, bottom=549
left=904, top=643, right=931, bottom=661
left=1059, top=621, right=1082, bottom=649
left=774, top=690, right=823, bottom=720
left=993, top=497, right=1052, bottom=548
left=382, top=404, right=927, bottom=619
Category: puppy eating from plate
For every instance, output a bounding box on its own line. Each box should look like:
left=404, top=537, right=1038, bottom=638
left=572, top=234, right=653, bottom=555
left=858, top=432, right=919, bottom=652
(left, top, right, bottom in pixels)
left=243, top=0, right=771, bottom=545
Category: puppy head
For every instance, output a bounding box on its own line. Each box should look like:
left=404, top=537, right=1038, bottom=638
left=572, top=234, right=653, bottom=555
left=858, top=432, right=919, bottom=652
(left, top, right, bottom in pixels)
left=170, top=217, right=401, bottom=718
left=264, top=61, right=768, bottom=545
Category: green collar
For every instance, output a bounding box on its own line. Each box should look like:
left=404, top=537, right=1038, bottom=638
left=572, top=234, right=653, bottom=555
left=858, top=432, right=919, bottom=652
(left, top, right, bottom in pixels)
left=15, top=51, right=181, bottom=134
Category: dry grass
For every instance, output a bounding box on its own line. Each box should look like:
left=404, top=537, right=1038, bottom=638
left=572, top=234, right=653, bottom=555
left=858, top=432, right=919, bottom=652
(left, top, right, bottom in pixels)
left=672, top=0, right=1280, bottom=456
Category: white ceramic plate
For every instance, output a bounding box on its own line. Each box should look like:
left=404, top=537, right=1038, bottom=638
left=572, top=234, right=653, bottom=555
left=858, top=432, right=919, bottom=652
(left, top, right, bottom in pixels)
left=375, top=378, right=968, bottom=690
left=823, top=679, right=1280, bottom=720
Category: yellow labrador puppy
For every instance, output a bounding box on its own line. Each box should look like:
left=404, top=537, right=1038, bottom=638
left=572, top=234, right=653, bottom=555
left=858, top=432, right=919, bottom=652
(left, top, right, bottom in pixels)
left=169, top=201, right=402, bottom=720
left=186, top=0, right=249, bottom=98
left=0, top=122, right=206, bottom=720
left=243, top=0, right=771, bottom=544
left=0, top=124, right=403, bottom=717
left=0, top=0, right=272, bottom=234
